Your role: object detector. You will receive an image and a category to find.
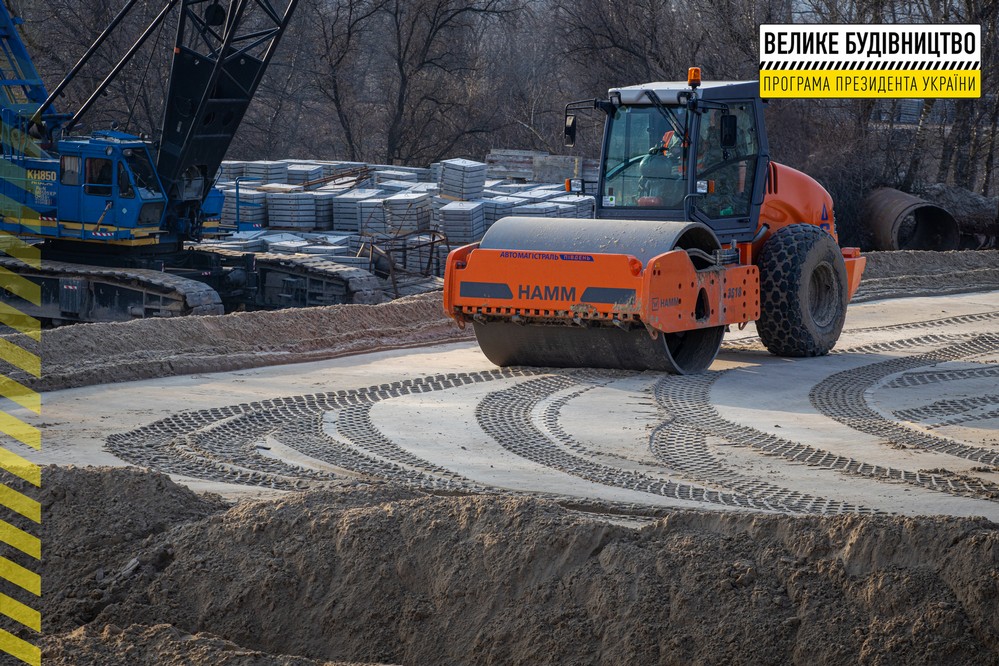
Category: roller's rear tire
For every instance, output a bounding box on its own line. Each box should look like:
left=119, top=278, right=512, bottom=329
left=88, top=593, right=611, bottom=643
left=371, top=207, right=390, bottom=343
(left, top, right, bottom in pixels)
left=756, top=224, right=848, bottom=357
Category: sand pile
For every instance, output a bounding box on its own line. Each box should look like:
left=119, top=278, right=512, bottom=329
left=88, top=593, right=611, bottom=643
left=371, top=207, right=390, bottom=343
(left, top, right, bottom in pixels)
left=854, top=249, right=999, bottom=302
left=29, top=292, right=469, bottom=392
left=30, top=467, right=999, bottom=665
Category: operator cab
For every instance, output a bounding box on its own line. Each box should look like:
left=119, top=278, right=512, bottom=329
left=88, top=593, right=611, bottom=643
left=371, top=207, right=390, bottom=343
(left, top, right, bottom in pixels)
left=56, top=131, right=167, bottom=234
left=566, top=74, right=768, bottom=243
left=0, top=131, right=170, bottom=243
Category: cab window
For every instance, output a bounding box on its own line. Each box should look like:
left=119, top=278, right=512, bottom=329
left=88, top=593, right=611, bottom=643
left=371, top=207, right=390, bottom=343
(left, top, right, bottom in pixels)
left=60, top=156, right=81, bottom=186
left=602, top=104, right=688, bottom=209
left=85, top=158, right=113, bottom=196
left=118, top=162, right=134, bottom=198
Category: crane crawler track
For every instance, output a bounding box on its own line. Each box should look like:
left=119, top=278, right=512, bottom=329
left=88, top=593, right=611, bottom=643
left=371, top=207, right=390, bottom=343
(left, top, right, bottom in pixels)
left=0, top=256, right=223, bottom=322
left=195, top=246, right=385, bottom=306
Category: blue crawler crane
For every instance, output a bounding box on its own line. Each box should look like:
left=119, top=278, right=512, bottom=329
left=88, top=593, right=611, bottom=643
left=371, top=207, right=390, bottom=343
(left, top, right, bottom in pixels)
left=0, top=1, right=369, bottom=322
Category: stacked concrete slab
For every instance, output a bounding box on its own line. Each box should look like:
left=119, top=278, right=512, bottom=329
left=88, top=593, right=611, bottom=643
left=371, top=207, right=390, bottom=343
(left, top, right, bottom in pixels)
left=287, top=163, right=323, bottom=185
left=429, top=162, right=442, bottom=184
left=219, top=161, right=246, bottom=180
left=243, top=161, right=289, bottom=184
left=510, top=202, right=559, bottom=217
left=311, top=191, right=338, bottom=230
left=384, top=192, right=432, bottom=233
left=439, top=201, right=485, bottom=243
left=491, top=182, right=535, bottom=194
left=377, top=179, right=421, bottom=193
left=221, top=189, right=267, bottom=226
left=358, top=198, right=388, bottom=234
left=268, top=238, right=311, bottom=253
left=515, top=188, right=563, bottom=203
left=210, top=229, right=267, bottom=251
left=548, top=194, right=596, bottom=218
left=480, top=196, right=525, bottom=227
left=266, top=191, right=317, bottom=230
left=375, top=169, right=418, bottom=184
left=332, top=189, right=382, bottom=232
left=550, top=203, right=576, bottom=217
left=438, top=159, right=487, bottom=200
left=208, top=152, right=606, bottom=287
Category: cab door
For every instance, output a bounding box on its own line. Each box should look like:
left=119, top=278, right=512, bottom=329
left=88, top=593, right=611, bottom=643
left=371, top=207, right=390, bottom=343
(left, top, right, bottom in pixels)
left=691, top=103, right=767, bottom=242
left=56, top=154, right=83, bottom=223
left=80, top=156, right=117, bottom=226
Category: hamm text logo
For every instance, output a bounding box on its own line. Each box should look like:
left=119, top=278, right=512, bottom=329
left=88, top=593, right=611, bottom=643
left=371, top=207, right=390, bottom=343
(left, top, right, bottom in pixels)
left=518, top=284, right=577, bottom=301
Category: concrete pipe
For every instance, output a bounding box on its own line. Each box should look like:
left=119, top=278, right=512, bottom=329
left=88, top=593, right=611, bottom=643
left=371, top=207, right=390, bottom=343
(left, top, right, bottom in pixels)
left=862, top=188, right=960, bottom=251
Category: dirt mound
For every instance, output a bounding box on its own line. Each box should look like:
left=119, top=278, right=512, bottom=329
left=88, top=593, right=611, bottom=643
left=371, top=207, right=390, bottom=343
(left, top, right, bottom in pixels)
left=18, top=466, right=227, bottom=631
left=861, top=249, right=997, bottom=279
left=29, top=292, right=469, bottom=392
left=853, top=250, right=999, bottom=303
left=36, top=467, right=999, bottom=665
left=42, top=624, right=387, bottom=666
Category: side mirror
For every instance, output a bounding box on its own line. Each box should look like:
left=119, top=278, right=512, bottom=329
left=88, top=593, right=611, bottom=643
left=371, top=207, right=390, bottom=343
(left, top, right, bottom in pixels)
left=720, top=114, right=737, bottom=149
left=564, top=114, right=577, bottom=148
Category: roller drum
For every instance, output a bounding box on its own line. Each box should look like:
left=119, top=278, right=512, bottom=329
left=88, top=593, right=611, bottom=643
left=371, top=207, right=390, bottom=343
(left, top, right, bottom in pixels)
left=473, top=216, right=725, bottom=374
left=478, top=216, right=720, bottom=265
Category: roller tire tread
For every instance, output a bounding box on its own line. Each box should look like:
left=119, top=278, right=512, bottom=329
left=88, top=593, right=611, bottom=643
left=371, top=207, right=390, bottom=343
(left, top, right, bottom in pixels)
left=756, top=224, right=848, bottom=358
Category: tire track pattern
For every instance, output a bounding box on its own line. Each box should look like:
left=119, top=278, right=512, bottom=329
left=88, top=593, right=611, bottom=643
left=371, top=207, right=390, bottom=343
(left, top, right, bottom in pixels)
left=474, top=374, right=768, bottom=510
left=104, top=320, right=999, bottom=512
left=894, top=395, right=999, bottom=429
left=810, top=334, right=999, bottom=471
left=536, top=369, right=648, bottom=464
left=108, top=369, right=535, bottom=491
left=647, top=379, right=869, bottom=514
left=885, top=366, right=999, bottom=389
left=652, top=345, right=999, bottom=502
left=523, top=376, right=863, bottom=513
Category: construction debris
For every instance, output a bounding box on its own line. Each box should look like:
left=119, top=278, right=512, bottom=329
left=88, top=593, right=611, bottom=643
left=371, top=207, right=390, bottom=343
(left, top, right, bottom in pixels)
left=919, top=183, right=999, bottom=248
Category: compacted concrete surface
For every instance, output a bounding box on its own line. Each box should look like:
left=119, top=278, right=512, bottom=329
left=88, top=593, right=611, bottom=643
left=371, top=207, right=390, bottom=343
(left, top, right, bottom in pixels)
left=30, top=291, right=999, bottom=518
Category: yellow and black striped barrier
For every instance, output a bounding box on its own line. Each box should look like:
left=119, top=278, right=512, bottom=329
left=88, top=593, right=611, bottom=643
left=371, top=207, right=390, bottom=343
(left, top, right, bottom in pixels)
left=0, top=230, right=41, bottom=666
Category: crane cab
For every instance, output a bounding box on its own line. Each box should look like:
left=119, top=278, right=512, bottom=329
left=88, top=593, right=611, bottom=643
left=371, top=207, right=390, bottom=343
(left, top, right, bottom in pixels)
left=0, top=132, right=169, bottom=245
left=54, top=132, right=167, bottom=243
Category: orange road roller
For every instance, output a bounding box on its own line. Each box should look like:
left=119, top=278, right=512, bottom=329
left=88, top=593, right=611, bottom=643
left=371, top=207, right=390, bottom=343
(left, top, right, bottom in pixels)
left=444, top=69, right=865, bottom=374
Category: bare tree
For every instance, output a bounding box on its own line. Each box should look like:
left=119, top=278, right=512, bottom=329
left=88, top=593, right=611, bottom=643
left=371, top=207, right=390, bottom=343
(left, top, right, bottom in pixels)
left=18, top=0, right=174, bottom=137
left=11, top=0, right=999, bottom=202
left=377, top=0, right=517, bottom=164
left=311, top=0, right=386, bottom=161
